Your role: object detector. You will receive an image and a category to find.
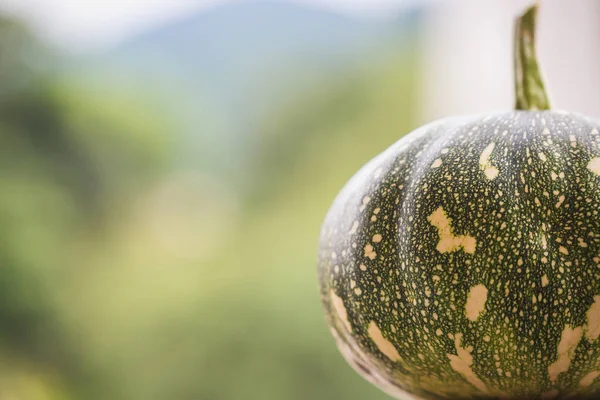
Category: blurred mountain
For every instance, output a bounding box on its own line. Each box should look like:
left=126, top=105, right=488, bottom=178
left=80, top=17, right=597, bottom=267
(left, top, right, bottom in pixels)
left=72, top=0, right=423, bottom=188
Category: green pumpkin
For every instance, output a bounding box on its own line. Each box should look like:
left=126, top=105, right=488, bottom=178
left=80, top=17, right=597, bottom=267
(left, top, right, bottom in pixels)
left=317, top=6, right=600, bottom=400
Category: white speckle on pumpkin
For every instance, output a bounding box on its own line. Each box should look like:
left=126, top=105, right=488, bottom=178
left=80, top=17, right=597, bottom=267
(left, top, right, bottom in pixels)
left=349, top=221, right=359, bottom=234
left=431, top=158, right=443, bottom=168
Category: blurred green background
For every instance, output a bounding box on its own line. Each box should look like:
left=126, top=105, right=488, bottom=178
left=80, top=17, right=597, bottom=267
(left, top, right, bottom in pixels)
left=0, top=2, right=422, bottom=399
left=1, top=0, right=598, bottom=399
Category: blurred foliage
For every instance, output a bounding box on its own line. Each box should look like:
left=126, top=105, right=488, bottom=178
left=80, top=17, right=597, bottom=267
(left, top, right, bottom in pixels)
left=0, top=11, right=420, bottom=400
left=0, top=14, right=172, bottom=399
left=0, top=16, right=45, bottom=96
left=63, top=47, right=419, bottom=399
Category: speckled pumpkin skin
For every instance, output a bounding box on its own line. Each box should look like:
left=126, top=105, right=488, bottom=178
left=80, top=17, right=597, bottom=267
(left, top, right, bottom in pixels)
left=318, top=111, right=600, bottom=400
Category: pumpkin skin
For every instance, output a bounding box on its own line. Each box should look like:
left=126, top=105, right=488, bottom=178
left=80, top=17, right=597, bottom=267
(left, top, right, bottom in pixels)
left=318, top=111, right=600, bottom=400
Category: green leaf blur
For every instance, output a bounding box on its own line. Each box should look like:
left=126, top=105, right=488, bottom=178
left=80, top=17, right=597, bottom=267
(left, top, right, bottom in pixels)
left=0, top=10, right=420, bottom=400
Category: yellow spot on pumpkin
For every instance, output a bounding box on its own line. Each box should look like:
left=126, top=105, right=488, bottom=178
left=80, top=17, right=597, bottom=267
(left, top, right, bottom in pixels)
left=330, top=290, right=351, bottom=332
left=548, top=325, right=583, bottom=383
left=359, top=196, right=371, bottom=212
left=364, top=244, right=376, bottom=260
left=588, top=157, right=600, bottom=176
left=427, top=207, right=476, bottom=254
left=484, top=166, right=499, bottom=180
left=570, top=135, right=577, bottom=147
left=541, top=234, right=547, bottom=249
left=542, top=275, right=549, bottom=287
left=559, top=246, right=569, bottom=255
left=431, top=158, right=443, bottom=168
left=372, top=234, right=382, bottom=243
left=448, top=333, right=489, bottom=393
left=368, top=321, right=401, bottom=362
left=465, top=284, right=488, bottom=321
left=586, top=296, right=600, bottom=341
left=479, top=142, right=499, bottom=180
left=580, top=371, right=600, bottom=387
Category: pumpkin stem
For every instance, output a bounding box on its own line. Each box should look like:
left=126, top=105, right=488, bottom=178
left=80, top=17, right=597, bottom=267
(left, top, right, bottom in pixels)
left=514, top=3, right=551, bottom=110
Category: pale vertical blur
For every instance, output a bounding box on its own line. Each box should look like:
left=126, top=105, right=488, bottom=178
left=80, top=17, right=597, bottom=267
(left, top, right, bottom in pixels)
left=420, top=0, right=600, bottom=122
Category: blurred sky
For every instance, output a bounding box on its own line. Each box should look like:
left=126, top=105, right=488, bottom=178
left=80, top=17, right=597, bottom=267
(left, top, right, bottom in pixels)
left=0, top=0, right=428, bottom=51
